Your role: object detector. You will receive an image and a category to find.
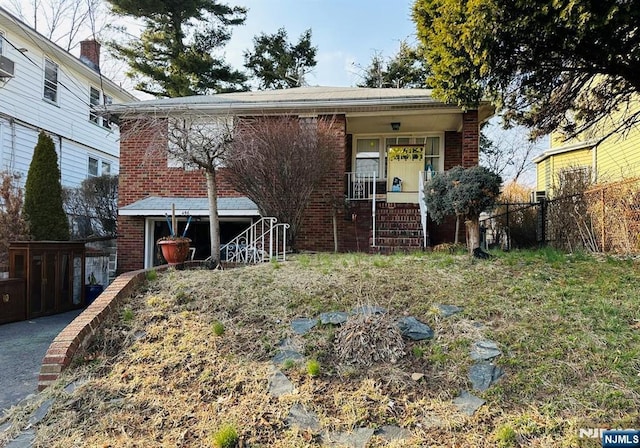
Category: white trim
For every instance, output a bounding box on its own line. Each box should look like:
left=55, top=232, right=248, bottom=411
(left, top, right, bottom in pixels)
left=119, top=208, right=260, bottom=217
left=533, top=139, right=598, bottom=163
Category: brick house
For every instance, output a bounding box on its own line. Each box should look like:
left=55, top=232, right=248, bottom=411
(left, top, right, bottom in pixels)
left=110, top=87, right=492, bottom=272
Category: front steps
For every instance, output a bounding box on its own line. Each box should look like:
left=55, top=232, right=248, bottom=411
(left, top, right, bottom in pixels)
left=369, top=203, right=425, bottom=254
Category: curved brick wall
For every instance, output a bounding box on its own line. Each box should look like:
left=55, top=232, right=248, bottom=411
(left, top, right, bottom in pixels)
left=37, top=266, right=170, bottom=390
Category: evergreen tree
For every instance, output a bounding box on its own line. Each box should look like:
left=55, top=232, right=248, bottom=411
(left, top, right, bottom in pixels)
left=23, top=131, right=69, bottom=240
left=106, top=0, right=248, bottom=97
left=244, top=28, right=317, bottom=89
left=413, top=0, right=640, bottom=141
left=357, top=41, right=430, bottom=89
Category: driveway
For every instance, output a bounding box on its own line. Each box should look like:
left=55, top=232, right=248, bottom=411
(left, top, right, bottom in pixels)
left=0, top=310, right=82, bottom=415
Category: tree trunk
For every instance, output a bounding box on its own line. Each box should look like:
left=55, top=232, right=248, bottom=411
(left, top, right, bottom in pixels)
left=465, top=218, right=480, bottom=255
left=454, top=215, right=460, bottom=245
left=206, top=170, right=220, bottom=267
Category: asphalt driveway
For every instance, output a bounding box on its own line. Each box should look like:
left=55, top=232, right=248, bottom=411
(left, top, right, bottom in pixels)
left=0, top=310, right=82, bottom=415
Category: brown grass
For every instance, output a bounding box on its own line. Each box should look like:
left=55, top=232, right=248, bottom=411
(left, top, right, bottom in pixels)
left=3, top=250, right=639, bottom=447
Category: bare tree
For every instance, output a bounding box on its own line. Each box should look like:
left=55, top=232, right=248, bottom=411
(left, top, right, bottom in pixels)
left=480, top=122, right=542, bottom=184
left=119, top=112, right=235, bottom=267
left=7, top=0, right=108, bottom=51
left=225, top=116, right=337, bottom=248
left=64, top=174, right=118, bottom=238
left=0, top=171, right=30, bottom=268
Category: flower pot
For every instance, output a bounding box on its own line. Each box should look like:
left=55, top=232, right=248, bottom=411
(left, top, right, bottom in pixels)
left=158, top=239, right=191, bottom=265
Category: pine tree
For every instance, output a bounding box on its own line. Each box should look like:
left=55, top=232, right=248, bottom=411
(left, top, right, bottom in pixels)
left=23, top=131, right=69, bottom=240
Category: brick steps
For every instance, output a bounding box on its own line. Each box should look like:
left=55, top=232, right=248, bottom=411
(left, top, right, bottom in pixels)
left=369, top=203, right=424, bottom=253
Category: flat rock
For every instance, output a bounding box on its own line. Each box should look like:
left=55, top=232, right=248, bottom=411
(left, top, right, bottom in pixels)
left=397, top=316, right=434, bottom=340
left=268, top=370, right=294, bottom=397
left=411, top=373, right=425, bottom=381
left=469, top=362, right=504, bottom=391
left=470, top=340, right=502, bottom=360
left=28, top=399, right=54, bottom=426
left=374, top=425, right=412, bottom=441
left=352, top=305, right=386, bottom=316
left=286, top=403, right=321, bottom=432
left=322, top=427, right=375, bottom=448
left=436, top=304, right=463, bottom=317
left=272, top=350, right=304, bottom=365
left=319, top=312, right=349, bottom=325
left=291, top=318, right=317, bottom=335
left=5, top=429, right=35, bottom=448
left=453, top=391, right=485, bottom=416
left=64, top=379, right=88, bottom=394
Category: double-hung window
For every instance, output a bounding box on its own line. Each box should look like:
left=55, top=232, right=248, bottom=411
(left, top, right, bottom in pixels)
left=89, top=87, right=114, bottom=128
left=355, top=138, right=380, bottom=177
left=43, top=58, right=58, bottom=103
left=89, top=87, right=100, bottom=123
left=88, top=156, right=112, bottom=177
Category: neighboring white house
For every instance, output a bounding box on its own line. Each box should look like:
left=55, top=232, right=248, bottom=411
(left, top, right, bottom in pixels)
left=0, top=6, right=138, bottom=187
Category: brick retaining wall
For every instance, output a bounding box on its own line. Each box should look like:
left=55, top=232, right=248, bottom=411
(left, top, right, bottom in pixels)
left=37, top=265, right=171, bottom=390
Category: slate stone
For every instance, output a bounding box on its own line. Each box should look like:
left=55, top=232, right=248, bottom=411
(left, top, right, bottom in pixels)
left=322, top=427, right=375, bottom=448
left=352, top=305, right=386, bottom=316
left=397, top=316, right=434, bottom=340
left=291, top=318, right=317, bottom=335
left=469, top=362, right=504, bottom=391
left=268, top=370, right=294, bottom=397
left=470, top=340, right=502, bottom=361
left=374, top=425, right=412, bottom=441
left=64, top=379, right=88, bottom=394
left=271, top=350, right=304, bottom=365
left=319, top=312, right=349, bottom=325
left=286, top=403, right=321, bottom=432
left=28, top=399, right=54, bottom=425
left=436, top=304, right=463, bottom=317
left=5, top=429, right=35, bottom=448
left=453, top=391, right=485, bottom=416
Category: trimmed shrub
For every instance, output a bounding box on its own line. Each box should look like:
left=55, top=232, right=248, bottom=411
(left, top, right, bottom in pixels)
left=23, top=131, right=69, bottom=240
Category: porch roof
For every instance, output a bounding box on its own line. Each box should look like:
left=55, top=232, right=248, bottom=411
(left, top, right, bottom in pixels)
left=119, top=196, right=260, bottom=217
left=107, top=86, right=494, bottom=122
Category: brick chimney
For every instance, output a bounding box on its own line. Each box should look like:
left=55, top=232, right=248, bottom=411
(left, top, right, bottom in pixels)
left=80, top=39, right=100, bottom=72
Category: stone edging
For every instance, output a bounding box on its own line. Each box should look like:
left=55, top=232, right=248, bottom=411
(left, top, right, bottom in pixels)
left=37, top=265, right=170, bottom=391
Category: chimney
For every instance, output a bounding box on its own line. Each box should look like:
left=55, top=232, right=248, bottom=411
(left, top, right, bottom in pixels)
left=80, top=39, right=100, bottom=72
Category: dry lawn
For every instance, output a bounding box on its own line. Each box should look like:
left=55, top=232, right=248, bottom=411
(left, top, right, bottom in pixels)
left=2, top=249, right=639, bottom=447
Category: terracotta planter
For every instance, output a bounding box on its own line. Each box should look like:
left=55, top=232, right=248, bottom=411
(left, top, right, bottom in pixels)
left=158, top=238, right=191, bottom=265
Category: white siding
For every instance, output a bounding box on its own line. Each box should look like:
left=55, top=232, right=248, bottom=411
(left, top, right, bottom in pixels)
left=0, top=9, right=137, bottom=187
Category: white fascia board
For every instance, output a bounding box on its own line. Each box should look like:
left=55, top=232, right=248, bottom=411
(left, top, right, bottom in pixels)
left=119, top=208, right=260, bottom=216
left=532, top=139, right=598, bottom=164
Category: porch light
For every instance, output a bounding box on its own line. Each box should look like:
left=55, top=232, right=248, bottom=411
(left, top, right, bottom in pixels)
left=390, top=122, right=401, bottom=131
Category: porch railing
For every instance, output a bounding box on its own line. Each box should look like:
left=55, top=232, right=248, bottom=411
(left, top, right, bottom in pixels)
left=418, top=170, right=429, bottom=248
left=346, top=172, right=378, bottom=201
left=220, top=217, right=290, bottom=264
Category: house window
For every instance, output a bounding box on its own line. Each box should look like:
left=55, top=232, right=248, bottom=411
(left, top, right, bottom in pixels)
left=101, top=161, right=111, bottom=175
left=89, top=87, right=100, bottom=123
left=43, top=58, right=58, bottom=103
left=102, top=95, right=113, bottom=128
left=355, top=138, right=380, bottom=177
left=88, top=157, right=99, bottom=177
left=0, top=31, right=4, bottom=55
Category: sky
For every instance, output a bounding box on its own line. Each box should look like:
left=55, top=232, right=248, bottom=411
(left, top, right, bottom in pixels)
left=224, top=0, right=418, bottom=87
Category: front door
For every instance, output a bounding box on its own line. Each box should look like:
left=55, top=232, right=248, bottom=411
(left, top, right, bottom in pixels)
left=387, top=145, right=424, bottom=203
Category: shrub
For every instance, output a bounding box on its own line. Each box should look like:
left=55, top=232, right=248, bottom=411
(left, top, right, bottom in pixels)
left=23, top=131, right=69, bottom=240
left=0, top=171, right=30, bottom=267
left=211, top=424, right=238, bottom=448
